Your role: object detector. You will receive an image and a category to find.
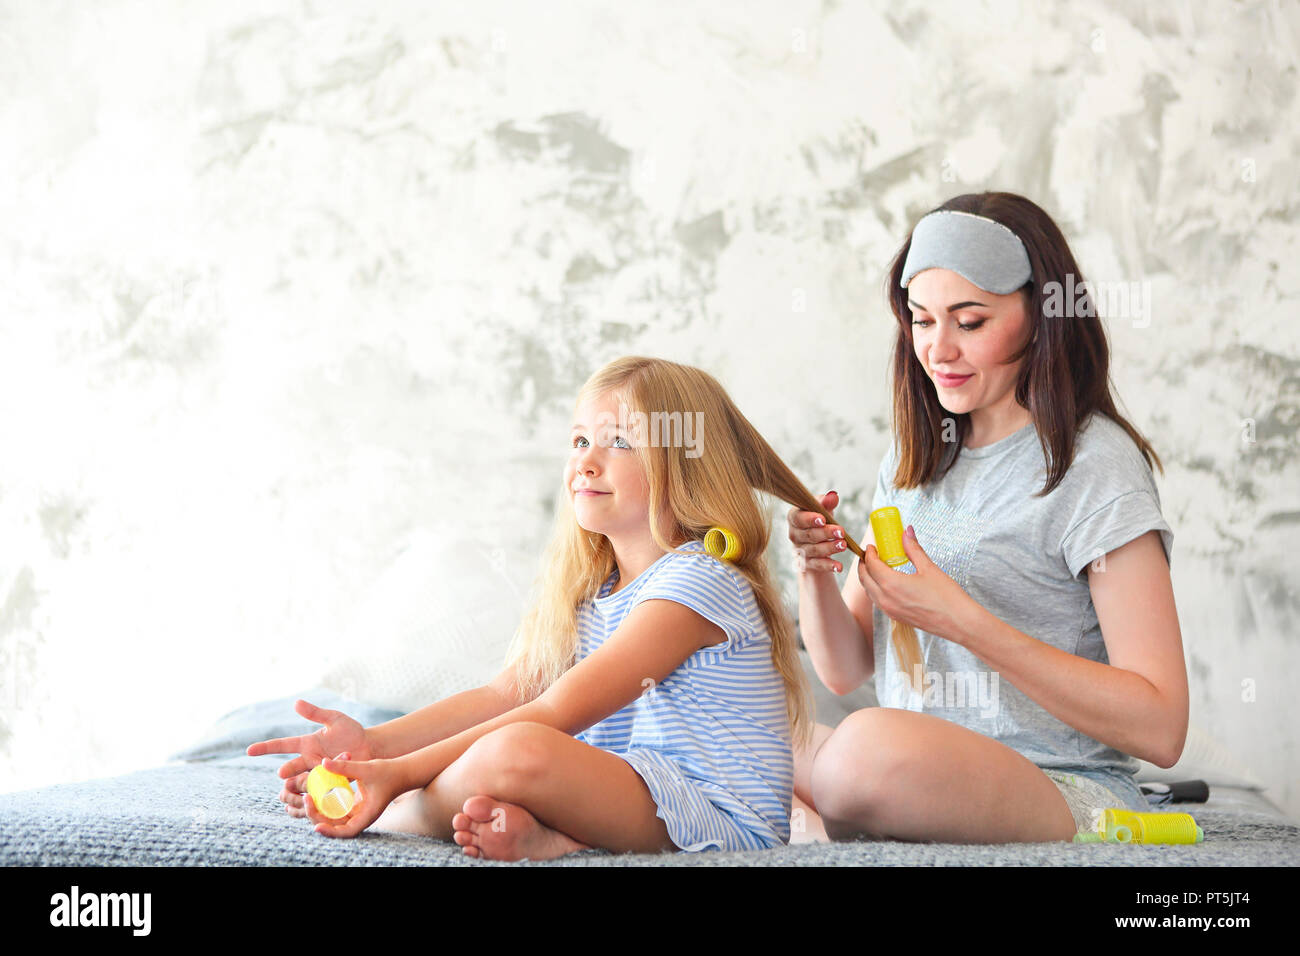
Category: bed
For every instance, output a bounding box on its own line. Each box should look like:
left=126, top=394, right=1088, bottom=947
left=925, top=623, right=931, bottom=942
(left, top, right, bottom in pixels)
left=4, top=658, right=1295, bottom=867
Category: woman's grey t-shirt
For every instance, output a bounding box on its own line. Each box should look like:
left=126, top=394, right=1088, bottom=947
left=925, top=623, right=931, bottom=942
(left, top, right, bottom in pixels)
left=869, top=412, right=1173, bottom=809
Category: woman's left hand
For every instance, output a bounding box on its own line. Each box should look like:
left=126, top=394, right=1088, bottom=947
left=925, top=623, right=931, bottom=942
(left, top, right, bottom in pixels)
left=856, top=526, right=978, bottom=643
left=302, top=753, right=408, bottom=839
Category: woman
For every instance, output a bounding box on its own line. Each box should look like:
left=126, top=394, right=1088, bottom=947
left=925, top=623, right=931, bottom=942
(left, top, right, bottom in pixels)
left=789, top=192, right=1187, bottom=843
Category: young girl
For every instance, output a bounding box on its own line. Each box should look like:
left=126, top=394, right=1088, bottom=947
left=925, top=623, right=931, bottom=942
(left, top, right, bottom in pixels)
left=788, top=191, right=1187, bottom=843
left=248, top=356, right=836, bottom=859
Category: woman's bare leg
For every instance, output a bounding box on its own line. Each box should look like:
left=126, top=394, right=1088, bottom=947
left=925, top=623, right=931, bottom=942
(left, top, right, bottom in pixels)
left=790, top=793, right=829, bottom=844
left=375, top=722, right=674, bottom=858
left=791, top=722, right=835, bottom=844
left=793, top=721, right=835, bottom=806
left=810, top=707, right=1078, bottom=843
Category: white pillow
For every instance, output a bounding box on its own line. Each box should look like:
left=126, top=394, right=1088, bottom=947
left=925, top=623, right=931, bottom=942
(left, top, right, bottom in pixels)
left=315, top=528, right=526, bottom=713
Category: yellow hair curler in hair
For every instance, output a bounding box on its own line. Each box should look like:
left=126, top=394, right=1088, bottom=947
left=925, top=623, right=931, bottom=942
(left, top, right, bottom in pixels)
left=869, top=507, right=910, bottom=567
left=1074, top=808, right=1204, bottom=844
left=306, top=764, right=355, bottom=819
left=704, top=526, right=743, bottom=562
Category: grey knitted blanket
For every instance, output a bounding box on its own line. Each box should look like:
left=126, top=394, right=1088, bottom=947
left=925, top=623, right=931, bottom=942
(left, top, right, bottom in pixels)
left=5, top=689, right=1295, bottom=866
left=3, top=757, right=1296, bottom=866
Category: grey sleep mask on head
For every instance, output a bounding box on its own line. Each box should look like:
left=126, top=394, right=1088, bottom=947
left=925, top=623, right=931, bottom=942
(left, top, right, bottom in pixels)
left=899, top=210, right=1032, bottom=294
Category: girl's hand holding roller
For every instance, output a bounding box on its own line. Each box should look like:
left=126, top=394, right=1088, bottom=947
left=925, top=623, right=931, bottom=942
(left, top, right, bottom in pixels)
left=856, top=525, right=978, bottom=643
left=787, top=490, right=850, bottom=573
left=301, top=753, right=407, bottom=838
left=245, top=699, right=373, bottom=818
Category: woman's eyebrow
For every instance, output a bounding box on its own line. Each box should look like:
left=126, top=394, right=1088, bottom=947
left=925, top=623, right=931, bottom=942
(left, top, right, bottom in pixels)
left=908, top=297, right=990, bottom=313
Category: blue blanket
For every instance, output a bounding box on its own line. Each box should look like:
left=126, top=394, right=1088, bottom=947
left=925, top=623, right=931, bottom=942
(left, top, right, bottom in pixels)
left=3, top=691, right=1297, bottom=866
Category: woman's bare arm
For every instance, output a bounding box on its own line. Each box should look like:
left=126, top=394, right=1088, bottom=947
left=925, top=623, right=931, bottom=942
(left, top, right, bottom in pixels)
left=951, top=530, right=1188, bottom=767
left=796, top=532, right=876, bottom=695
left=788, top=496, right=875, bottom=694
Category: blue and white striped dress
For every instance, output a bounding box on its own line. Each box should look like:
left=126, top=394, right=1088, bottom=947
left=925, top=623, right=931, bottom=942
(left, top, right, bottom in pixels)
left=574, top=540, right=794, bottom=852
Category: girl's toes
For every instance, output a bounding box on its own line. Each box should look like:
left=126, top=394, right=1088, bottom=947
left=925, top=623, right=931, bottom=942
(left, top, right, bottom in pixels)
left=461, top=794, right=498, bottom=824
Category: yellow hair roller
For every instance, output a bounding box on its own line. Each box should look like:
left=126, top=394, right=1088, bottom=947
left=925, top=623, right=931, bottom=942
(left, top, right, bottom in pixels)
left=869, top=507, right=910, bottom=567
left=853, top=507, right=921, bottom=690
left=1101, top=808, right=1204, bottom=844
left=1073, top=808, right=1204, bottom=844
left=704, top=526, right=743, bottom=562
left=306, top=764, right=355, bottom=820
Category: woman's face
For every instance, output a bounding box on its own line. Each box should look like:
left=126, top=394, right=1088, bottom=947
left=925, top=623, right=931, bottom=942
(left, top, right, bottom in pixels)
left=565, top=390, right=652, bottom=540
left=905, top=267, right=1033, bottom=417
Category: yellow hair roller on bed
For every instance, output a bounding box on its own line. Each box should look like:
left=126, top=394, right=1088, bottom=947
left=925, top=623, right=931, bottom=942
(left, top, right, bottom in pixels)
left=1073, top=808, right=1204, bottom=844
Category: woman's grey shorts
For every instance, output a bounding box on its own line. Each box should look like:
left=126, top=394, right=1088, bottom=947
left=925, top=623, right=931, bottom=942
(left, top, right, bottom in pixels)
left=1042, top=769, right=1130, bottom=833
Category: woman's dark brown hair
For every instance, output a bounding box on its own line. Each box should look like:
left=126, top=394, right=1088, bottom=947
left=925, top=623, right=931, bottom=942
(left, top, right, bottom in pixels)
left=885, top=191, right=1163, bottom=496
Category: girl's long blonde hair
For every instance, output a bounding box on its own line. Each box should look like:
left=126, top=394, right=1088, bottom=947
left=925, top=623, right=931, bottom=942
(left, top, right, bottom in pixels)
left=506, top=356, right=845, bottom=749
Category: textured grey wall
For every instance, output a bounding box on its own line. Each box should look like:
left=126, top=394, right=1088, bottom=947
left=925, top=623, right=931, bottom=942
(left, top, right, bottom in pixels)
left=1, top=1, right=1297, bottom=817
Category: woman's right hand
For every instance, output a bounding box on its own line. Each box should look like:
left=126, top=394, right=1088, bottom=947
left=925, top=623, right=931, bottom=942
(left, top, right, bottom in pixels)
left=787, top=490, right=849, bottom=574
left=246, top=699, right=374, bottom=817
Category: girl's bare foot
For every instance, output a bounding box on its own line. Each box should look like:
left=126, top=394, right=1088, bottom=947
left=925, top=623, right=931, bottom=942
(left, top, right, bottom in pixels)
left=451, top=795, right=591, bottom=861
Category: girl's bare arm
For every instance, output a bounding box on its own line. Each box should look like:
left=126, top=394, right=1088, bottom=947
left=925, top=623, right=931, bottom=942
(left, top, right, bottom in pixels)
left=385, top=598, right=725, bottom=791
left=363, top=664, right=527, bottom=759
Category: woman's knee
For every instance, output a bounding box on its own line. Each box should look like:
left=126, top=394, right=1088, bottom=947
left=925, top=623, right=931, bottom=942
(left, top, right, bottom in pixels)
left=809, top=709, right=915, bottom=828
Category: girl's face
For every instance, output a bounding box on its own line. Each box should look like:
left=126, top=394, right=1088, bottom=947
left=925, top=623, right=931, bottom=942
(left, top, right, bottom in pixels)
left=565, top=391, right=653, bottom=540
left=905, top=267, right=1033, bottom=418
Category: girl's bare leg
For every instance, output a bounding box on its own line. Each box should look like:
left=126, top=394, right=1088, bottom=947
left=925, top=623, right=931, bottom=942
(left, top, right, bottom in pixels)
left=375, top=722, right=674, bottom=859
left=810, top=707, right=1078, bottom=843
left=454, top=795, right=590, bottom=860
left=372, top=790, right=430, bottom=834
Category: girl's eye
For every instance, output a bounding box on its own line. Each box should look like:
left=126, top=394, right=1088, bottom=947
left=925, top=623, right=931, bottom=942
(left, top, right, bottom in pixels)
left=572, top=435, right=630, bottom=449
